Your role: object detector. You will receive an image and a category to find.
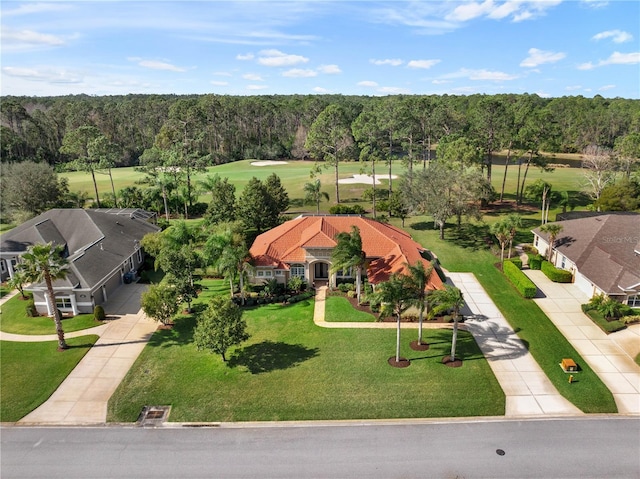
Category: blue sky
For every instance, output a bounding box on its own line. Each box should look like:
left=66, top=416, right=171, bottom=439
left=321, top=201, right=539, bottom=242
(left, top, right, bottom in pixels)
left=1, top=0, right=639, bottom=98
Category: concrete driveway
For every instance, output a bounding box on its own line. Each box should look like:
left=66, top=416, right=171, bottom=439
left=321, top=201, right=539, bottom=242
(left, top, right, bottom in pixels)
left=524, top=270, right=640, bottom=415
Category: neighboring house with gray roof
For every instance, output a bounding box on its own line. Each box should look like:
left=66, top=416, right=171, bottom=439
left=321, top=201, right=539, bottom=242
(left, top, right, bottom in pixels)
left=0, top=208, right=159, bottom=315
left=532, top=213, right=640, bottom=306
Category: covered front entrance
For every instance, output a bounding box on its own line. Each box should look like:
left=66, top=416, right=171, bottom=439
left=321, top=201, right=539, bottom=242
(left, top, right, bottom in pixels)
left=313, top=262, right=330, bottom=285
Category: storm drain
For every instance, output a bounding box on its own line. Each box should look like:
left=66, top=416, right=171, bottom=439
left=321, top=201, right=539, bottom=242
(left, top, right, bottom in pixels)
left=137, top=406, right=171, bottom=427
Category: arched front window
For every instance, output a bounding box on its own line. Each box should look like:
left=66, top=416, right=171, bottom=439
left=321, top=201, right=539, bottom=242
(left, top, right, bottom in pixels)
left=290, top=264, right=305, bottom=278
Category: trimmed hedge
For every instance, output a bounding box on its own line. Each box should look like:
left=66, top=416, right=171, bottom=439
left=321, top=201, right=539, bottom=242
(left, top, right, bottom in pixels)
left=541, top=261, right=573, bottom=283
left=503, top=260, right=537, bottom=298
left=527, top=253, right=543, bottom=270
left=505, top=257, right=522, bottom=269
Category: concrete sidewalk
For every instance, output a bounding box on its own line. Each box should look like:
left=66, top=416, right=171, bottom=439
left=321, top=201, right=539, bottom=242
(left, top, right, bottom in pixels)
left=314, top=275, right=583, bottom=417
left=524, top=270, right=640, bottom=415
left=18, top=283, right=157, bottom=425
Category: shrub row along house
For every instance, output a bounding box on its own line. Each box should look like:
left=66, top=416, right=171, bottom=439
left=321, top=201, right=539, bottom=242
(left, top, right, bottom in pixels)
left=0, top=208, right=159, bottom=315
left=532, top=212, right=640, bottom=306
left=249, top=214, right=444, bottom=290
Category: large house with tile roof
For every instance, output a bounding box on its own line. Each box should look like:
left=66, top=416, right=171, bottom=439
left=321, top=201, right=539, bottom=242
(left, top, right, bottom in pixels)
left=532, top=212, right=640, bottom=306
left=0, top=208, right=159, bottom=315
left=249, top=214, right=443, bottom=290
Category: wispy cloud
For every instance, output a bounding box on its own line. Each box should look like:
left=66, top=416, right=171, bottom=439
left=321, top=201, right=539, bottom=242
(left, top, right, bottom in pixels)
left=1, top=28, right=75, bottom=52
left=318, top=64, right=341, bottom=74
left=578, top=51, right=640, bottom=70
left=313, top=86, right=331, bottom=93
left=598, top=84, right=615, bottom=91
left=520, top=48, right=566, bottom=67
left=446, top=0, right=561, bottom=23
left=357, top=80, right=379, bottom=87
left=592, top=30, right=633, bottom=43
left=282, top=68, right=317, bottom=78
left=407, top=59, right=441, bottom=69
left=370, top=58, right=403, bottom=66
left=237, top=53, right=255, bottom=61
left=440, top=68, right=519, bottom=81
left=257, top=49, right=308, bottom=67
left=128, top=57, right=187, bottom=72
left=2, top=66, right=82, bottom=84
left=210, top=80, right=229, bottom=86
left=1, top=3, right=72, bottom=16
left=243, top=73, right=264, bottom=81
left=247, top=84, right=268, bottom=90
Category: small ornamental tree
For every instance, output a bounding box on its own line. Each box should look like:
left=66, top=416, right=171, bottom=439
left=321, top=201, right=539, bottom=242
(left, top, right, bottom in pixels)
left=141, top=283, right=179, bottom=326
left=7, top=269, right=29, bottom=299
left=193, top=296, right=249, bottom=362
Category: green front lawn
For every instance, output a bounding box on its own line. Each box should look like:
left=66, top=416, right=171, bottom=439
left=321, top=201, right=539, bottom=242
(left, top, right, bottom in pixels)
left=0, top=293, right=101, bottom=335
left=403, top=218, right=617, bottom=414
left=0, top=335, right=99, bottom=422
left=325, top=295, right=377, bottom=322
left=108, top=281, right=504, bottom=422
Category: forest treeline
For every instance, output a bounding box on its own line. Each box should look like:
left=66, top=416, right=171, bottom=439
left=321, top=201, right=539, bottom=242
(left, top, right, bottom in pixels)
left=2, top=93, right=639, bottom=168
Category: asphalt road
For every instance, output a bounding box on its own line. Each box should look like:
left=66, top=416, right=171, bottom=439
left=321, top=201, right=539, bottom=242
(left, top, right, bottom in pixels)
left=2, top=417, right=639, bottom=478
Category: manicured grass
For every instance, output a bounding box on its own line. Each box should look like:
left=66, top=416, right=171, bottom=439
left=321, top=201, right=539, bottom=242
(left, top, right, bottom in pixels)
left=324, top=295, right=377, bottom=322
left=108, top=279, right=504, bottom=422
left=0, top=335, right=99, bottom=422
left=582, top=308, right=626, bottom=334
left=0, top=293, right=102, bottom=335
left=0, top=284, right=11, bottom=298
left=402, top=217, right=617, bottom=414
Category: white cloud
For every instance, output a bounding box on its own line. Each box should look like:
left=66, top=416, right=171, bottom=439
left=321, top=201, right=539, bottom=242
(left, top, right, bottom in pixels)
left=445, top=0, right=561, bottom=23
left=128, top=58, right=186, bottom=72
left=520, top=48, right=566, bottom=67
left=213, top=71, right=233, bottom=77
left=565, top=85, right=583, bottom=91
left=1, top=28, right=72, bottom=52
left=370, top=58, right=403, bottom=66
left=598, top=84, right=615, bottom=91
left=357, top=80, right=379, bottom=87
left=317, top=64, right=342, bottom=74
left=257, top=49, right=308, bottom=67
left=243, top=73, right=264, bottom=81
left=210, top=80, right=229, bottom=86
left=441, top=68, right=518, bottom=81
left=582, top=0, right=609, bottom=8
left=446, top=0, right=494, bottom=22
left=236, top=53, right=254, bottom=61
left=2, top=3, right=71, bottom=16
left=377, top=86, right=411, bottom=94
left=592, top=30, right=633, bottom=43
left=247, top=84, right=268, bottom=90
left=432, top=79, right=450, bottom=85
left=282, top=68, right=317, bottom=78
left=579, top=51, right=640, bottom=69
left=487, top=2, right=520, bottom=20
left=2, top=66, right=82, bottom=84
left=407, top=59, right=441, bottom=69
left=313, top=86, right=331, bottom=93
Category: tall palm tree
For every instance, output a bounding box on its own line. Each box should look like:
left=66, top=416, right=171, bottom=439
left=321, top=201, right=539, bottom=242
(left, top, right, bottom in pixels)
left=506, top=214, right=522, bottom=259
left=430, top=286, right=465, bottom=363
left=540, top=223, right=564, bottom=262
left=205, top=229, right=252, bottom=303
left=490, top=219, right=510, bottom=264
left=406, top=261, right=434, bottom=347
left=331, top=226, right=367, bottom=304
left=19, top=243, right=70, bottom=350
left=375, top=273, right=415, bottom=364
left=303, top=179, right=330, bottom=214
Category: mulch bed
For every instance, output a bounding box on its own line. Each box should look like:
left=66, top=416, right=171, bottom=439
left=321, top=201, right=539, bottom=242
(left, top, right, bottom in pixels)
left=441, top=355, right=463, bottom=368
left=339, top=293, right=458, bottom=324
left=388, top=357, right=411, bottom=368
left=410, top=340, right=430, bottom=351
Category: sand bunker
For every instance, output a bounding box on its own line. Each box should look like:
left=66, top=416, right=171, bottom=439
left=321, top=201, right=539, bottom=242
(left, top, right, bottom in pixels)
left=338, top=174, right=399, bottom=185
left=250, top=160, right=289, bottom=166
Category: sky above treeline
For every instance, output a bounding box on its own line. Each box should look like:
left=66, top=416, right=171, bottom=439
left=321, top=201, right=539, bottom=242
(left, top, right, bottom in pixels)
left=1, top=0, right=639, bottom=98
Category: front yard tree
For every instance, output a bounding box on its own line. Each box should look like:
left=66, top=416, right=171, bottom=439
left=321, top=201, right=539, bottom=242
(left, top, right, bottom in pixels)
left=303, top=179, right=329, bottom=214
left=194, top=296, right=249, bottom=362
left=429, top=286, right=465, bottom=364
left=19, top=243, right=70, bottom=350
left=205, top=229, right=252, bottom=303
left=540, top=223, right=563, bottom=262
left=375, top=273, right=416, bottom=365
left=506, top=214, right=522, bottom=259
left=331, top=226, right=367, bottom=304
left=141, top=283, right=179, bottom=327
left=7, top=268, right=29, bottom=299
left=305, top=104, right=355, bottom=204
left=407, top=261, right=434, bottom=348
left=491, top=219, right=510, bottom=264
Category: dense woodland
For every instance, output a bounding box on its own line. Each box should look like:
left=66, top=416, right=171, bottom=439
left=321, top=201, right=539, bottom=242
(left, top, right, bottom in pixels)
left=2, top=93, right=639, bottom=167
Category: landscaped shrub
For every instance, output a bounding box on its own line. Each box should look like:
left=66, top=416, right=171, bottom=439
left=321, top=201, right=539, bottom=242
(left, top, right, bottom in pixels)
left=503, top=260, right=537, bottom=298
left=347, top=290, right=357, bottom=299
left=505, top=257, right=522, bottom=269
left=541, top=261, right=573, bottom=283
left=25, top=301, right=38, bottom=317
left=338, top=283, right=355, bottom=293
left=328, top=204, right=366, bottom=215
left=527, top=253, right=543, bottom=270
left=583, top=308, right=626, bottom=333
left=621, top=315, right=640, bottom=325
left=93, top=305, right=106, bottom=321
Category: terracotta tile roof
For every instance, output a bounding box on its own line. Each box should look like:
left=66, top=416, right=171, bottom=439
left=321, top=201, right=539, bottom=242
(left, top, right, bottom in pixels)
left=250, top=215, right=443, bottom=290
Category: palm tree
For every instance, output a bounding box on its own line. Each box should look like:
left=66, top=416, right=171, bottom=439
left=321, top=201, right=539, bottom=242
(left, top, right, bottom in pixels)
left=20, top=243, right=70, bottom=350
left=540, top=223, right=564, bottom=262
left=506, top=214, right=522, bottom=259
left=331, top=226, right=367, bottom=304
left=490, top=219, right=510, bottom=264
left=406, top=261, right=434, bottom=347
left=430, top=286, right=465, bottom=363
left=303, top=179, right=330, bottom=214
left=7, top=268, right=29, bottom=300
left=205, top=229, right=252, bottom=303
left=374, top=273, right=415, bottom=364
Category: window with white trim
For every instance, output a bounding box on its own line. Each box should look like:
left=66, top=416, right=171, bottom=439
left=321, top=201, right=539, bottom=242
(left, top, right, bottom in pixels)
left=0, top=261, right=6, bottom=273
left=275, top=270, right=284, bottom=276
left=560, top=256, right=566, bottom=269
left=257, top=271, right=265, bottom=277
left=290, top=264, right=305, bottom=278
left=534, top=236, right=539, bottom=247
left=137, top=249, right=143, bottom=263
left=265, top=270, right=272, bottom=277
left=129, top=257, right=134, bottom=270
left=628, top=295, right=640, bottom=308
left=55, top=297, right=73, bottom=309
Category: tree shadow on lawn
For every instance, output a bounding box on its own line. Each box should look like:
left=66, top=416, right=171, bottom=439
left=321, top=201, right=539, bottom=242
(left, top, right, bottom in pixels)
left=409, top=221, right=492, bottom=251
left=409, top=330, right=490, bottom=363
left=228, top=340, right=319, bottom=374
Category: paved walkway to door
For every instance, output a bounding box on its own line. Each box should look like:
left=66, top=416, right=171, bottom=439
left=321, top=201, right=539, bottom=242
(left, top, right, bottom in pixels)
left=524, top=270, right=640, bottom=415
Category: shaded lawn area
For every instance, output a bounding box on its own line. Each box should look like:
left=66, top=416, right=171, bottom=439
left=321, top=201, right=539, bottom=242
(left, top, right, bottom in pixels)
left=0, top=293, right=100, bottom=334
left=0, top=335, right=99, bottom=422
left=108, top=295, right=504, bottom=422
left=324, top=295, right=377, bottom=322
left=405, top=218, right=617, bottom=414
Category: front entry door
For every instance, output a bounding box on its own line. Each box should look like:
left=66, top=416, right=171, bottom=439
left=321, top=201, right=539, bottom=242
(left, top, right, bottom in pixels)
left=314, top=262, right=329, bottom=280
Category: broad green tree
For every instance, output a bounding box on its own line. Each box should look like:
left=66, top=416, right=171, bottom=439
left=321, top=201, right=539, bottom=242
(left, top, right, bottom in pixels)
left=352, top=107, right=386, bottom=218
left=614, top=132, right=640, bottom=178
left=540, top=223, right=564, bottom=262
left=595, top=178, right=640, bottom=211
left=202, top=175, right=237, bottom=225
left=429, top=286, right=465, bottom=363
left=375, top=273, right=416, bottom=364
left=331, top=226, right=367, bottom=304
left=193, top=296, right=249, bottom=362
left=19, top=243, right=70, bottom=350
left=205, top=229, right=252, bottom=303
left=237, top=176, right=286, bottom=239
left=305, top=104, right=355, bottom=204
left=141, top=283, right=179, bottom=326
left=303, top=179, right=329, bottom=214
left=59, top=125, right=104, bottom=207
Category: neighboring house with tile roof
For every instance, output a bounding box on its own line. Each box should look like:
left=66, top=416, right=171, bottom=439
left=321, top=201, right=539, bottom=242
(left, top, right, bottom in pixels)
left=532, top=212, right=640, bottom=306
left=0, top=208, right=160, bottom=315
left=249, top=214, right=444, bottom=291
